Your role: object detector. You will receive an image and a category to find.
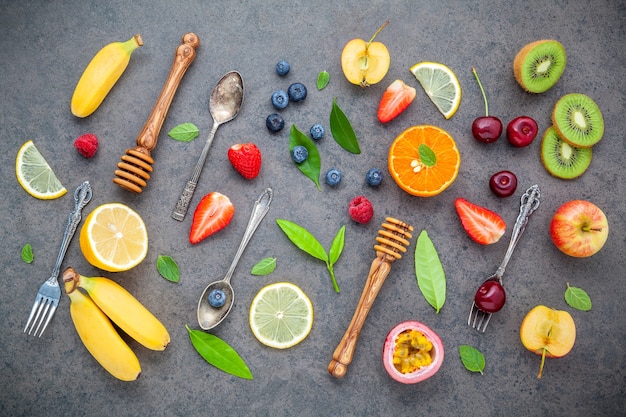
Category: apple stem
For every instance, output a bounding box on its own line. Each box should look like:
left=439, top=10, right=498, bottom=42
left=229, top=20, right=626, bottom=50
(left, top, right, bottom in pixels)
left=537, top=347, right=547, bottom=379
left=472, top=67, right=489, bottom=117
left=367, top=20, right=390, bottom=48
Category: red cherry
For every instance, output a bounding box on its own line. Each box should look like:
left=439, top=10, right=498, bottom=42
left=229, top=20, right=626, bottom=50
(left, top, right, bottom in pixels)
left=507, top=116, right=538, bottom=147
left=474, top=280, right=506, bottom=313
left=489, top=170, right=518, bottom=197
left=471, top=67, right=502, bottom=143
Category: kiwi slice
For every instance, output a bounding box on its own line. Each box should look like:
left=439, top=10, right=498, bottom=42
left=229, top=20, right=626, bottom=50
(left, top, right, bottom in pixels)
left=541, top=126, right=592, bottom=179
left=513, top=40, right=566, bottom=93
left=552, top=93, right=604, bottom=148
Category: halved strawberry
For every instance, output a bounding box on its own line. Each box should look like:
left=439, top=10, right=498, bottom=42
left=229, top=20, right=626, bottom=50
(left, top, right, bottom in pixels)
left=454, top=198, right=506, bottom=245
left=189, top=192, right=235, bottom=244
left=228, top=143, right=262, bottom=179
left=377, top=79, right=416, bottom=123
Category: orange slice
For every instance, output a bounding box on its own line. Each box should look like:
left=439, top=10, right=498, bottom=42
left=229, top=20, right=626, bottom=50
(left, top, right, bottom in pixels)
left=388, top=125, right=461, bottom=197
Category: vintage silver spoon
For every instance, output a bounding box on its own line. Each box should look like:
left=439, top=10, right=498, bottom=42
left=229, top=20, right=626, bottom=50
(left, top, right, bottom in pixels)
left=197, top=188, right=273, bottom=330
left=172, top=70, right=244, bottom=221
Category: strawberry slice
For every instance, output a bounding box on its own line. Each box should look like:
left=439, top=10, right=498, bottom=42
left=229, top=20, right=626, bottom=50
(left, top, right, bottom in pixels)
left=377, top=79, right=417, bottom=123
left=454, top=198, right=506, bottom=245
left=189, top=192, right=235, bottom=244
left=228, top=143, right=262, bottom=179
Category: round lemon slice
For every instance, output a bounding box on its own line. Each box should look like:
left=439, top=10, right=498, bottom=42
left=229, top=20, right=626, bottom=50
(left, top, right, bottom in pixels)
left=79, top=203, right=148, bottom=272
left=410, top=62, right=462, bottom=119
left=249, top=282, right=313, bottom=349
left=15, top=140, right=67, bottom=199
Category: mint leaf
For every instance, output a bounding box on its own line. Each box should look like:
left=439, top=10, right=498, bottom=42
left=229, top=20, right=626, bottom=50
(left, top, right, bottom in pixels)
left=186, top=325, right=253, bottom=379
left=565, top=283, right=592, bottom=311
left=251, top=258, right=277, bottom=276
left=289, top=125, right=321, bottom=190
left=418, top=144, right=437, bottom=167
left=330, top=98, right=360, bottom=154
left=317, top=71, right=330, bottom=90
left=168, top=123, right=199, bottom=142
left=414, top=230, right=446, bottom=313
left=21, top=243, right=34, bottom=264
left=157, top=255, right=179, bottom=282
left=459, top=345, right=485, bottom=374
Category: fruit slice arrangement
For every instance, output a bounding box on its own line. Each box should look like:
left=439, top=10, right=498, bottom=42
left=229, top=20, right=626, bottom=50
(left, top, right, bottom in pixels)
left=63, top=267, right=170, bottom=381
left=410, top=62, right=462, bottom=119
left=15, top=140, right=67, bottom=200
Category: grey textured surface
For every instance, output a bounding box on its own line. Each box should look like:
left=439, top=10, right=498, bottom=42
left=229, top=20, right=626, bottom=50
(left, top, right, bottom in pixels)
left=1, top=0, right=625, bottom=416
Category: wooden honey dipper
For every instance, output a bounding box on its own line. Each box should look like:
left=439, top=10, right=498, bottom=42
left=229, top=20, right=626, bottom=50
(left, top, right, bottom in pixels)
left=328, top=217, right=414, bottom=379
left=113, top=32, right=199, bottom=193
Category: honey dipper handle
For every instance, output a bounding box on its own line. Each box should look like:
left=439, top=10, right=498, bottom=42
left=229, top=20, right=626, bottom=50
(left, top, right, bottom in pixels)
left=135, top=33, right=199, bottom=151
left=328, top=254, right=393, bottom=378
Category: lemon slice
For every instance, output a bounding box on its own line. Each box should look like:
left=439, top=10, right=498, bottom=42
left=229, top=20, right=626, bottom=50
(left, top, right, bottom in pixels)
left=249, top=282, right=313, bottom=349
left=79, top=203, right=148, bottom=272
left=15, top=140, right=67, bottom=199
left=410, top=62, right=462, bottom=119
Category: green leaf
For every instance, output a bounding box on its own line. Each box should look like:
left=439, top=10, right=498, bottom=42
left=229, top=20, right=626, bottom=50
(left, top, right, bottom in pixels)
left=419, top=144, right=436, bottom=167
left=276, top=219, right=328, bottom=262
left=328, top=225, right=345, bottom=266
left=565, top=283, right=592, bottom=311
left=289, top=125, right=321, bottom=190
left=21, top=243, right=33, bottom=264
left=168, top=122, right=199, bottom=142
left=459, top=345, right=485, bottom=374
left=317, top=70, right=330, bottom=90
left=251, top=257, right=277, bottom=276
left=157, top=255, right=179, bottom=282
left=186, top=325, right=253, bottom=379
left=414, top=230, right=446, bottom=313
left=330, top=98, right=360, bottom=154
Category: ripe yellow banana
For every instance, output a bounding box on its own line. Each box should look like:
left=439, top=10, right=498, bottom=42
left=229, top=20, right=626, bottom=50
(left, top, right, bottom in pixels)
left=63, top=267, right=170, bottom=351
left=71, top=34, right=143, bottom=117
left=65, top=282, right=141, bottom=381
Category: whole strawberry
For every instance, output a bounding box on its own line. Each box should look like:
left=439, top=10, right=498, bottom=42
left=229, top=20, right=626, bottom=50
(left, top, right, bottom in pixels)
left=348, top=195, right=374, bottom=224
left=74, top=133, right=98, bottom=158
left=228, top=143, right=262, bottom=179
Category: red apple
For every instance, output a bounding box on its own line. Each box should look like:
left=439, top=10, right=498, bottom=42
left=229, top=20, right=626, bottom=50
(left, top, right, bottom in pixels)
left=550, top=200, right=609, bottom=257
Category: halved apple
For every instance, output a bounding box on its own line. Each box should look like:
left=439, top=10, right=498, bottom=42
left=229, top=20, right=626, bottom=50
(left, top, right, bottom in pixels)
left=341, top=21, right=390, bottom=87
left=520, top=305, right=576, bottom=379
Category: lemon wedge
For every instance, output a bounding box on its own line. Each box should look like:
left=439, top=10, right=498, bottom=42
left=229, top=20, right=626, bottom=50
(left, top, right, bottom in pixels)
left=15, top=140, right=67, bottom=199
left=410, top=62, right=462, bottom=119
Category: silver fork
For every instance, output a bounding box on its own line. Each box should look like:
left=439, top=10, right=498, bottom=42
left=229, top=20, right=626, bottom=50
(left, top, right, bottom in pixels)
left=24, top=181, right=92, bottom=337
left=468, top=184, right=541, bottom=332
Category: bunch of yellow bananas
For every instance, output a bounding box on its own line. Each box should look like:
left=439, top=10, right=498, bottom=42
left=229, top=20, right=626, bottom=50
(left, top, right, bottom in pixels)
left=63, top=267, right=170, bottom=381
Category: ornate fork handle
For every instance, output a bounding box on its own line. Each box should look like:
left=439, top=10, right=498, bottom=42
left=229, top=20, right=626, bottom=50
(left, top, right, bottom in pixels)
left=495, top=184, right=541, bottom=277
left=47, top=181, right=93, bottom=284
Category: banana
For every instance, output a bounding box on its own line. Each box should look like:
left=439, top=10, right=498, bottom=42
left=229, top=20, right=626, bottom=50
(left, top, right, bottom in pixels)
left=63, top=267, right=170, bottom=351
left=64, top=280, right=141, bottom=381
left=71, top=34, right=143, bottom=117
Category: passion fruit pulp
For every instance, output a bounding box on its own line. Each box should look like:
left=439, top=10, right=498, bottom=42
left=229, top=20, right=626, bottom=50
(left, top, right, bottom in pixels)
left=382, top=321, right=444, bottom=384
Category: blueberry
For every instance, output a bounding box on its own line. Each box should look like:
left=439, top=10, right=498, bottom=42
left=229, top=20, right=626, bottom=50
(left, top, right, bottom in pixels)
left=325, top=168, right=342, bottom=186
left=291, top=145, right=308, bottom=163
left=271, top=90, right=289, bottom=110
left=266, top=113, right=285, bottom=132
left=275, top=60, right=290, bottom=76
left=365, top=168, right=383, bottom=186
left=310, top=123, right=325, bottom=141
left=287, top=82, right=307, bottom=102
left=208, top=289, right=226, bottom=308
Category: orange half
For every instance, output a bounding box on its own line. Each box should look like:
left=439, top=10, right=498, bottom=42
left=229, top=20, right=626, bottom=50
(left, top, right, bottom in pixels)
left=388, top=125, right=460, bottom=197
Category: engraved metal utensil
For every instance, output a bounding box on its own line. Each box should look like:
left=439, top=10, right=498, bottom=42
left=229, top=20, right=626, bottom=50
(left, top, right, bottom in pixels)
left=172, top=71, right=244, bottom=221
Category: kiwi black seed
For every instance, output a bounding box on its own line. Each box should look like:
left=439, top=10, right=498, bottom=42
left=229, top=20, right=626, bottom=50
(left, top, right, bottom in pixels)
left=541, top=126, right=592, bottom=179
left=552, top=93, right=604, bottom=148
left=513, top=40, right=566, bottom=93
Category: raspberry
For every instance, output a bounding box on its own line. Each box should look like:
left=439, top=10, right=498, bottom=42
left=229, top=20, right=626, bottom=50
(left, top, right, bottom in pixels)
left=348, top=196, right=374, bottom=224
left=74, top=133, right=98, bottom=158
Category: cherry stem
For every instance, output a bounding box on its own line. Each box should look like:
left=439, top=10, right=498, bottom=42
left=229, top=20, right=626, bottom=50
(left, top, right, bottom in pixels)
left=472, top=67, right=489, bottom=117
left=367, top=20, right=390, bottom=48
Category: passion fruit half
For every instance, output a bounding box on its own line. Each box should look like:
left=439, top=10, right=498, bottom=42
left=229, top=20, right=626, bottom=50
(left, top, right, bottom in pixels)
left=382, top=321, right=444, bottom=384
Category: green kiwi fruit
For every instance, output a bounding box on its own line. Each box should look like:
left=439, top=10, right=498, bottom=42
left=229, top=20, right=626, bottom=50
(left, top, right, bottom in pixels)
left=552, top=93, right=604, bottom=148
left=513, top=40, right=566, bottom=93
left=541, top=126, right=592, bottom=179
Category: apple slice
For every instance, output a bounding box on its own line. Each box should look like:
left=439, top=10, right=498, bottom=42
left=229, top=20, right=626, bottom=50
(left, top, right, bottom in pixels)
left=520, top=305, right=576, bottom=379
left=341, top=21, right=390, bottom=87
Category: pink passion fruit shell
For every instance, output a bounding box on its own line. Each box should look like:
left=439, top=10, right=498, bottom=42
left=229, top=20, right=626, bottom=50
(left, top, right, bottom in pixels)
left=382, top=321, right=444, bottom=384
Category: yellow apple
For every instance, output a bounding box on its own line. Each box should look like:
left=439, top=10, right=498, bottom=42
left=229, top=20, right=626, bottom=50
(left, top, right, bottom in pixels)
left=520, top=305, right=576, bottom=379
left=341, top=21, right=391, bottom=87
left=550, top=200, right=609, bottom=257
